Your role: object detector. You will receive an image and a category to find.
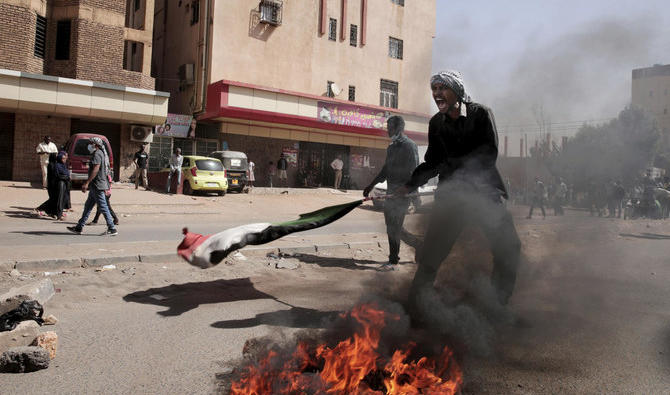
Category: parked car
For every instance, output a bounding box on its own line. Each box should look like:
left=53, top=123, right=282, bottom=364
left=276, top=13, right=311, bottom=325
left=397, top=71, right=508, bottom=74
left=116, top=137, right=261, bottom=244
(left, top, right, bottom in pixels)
left=208, top=150, right=248, bottom=193
left=63, top=133, right=114, bottom=183
left=179, top=155, right=228, bottom=196
left=369, top=179, right=437, bottom=211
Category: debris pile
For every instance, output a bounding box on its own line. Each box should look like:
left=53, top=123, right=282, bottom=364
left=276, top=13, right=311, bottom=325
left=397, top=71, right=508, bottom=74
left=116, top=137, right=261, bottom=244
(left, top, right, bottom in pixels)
left=0, top=278, right=59, bottom=373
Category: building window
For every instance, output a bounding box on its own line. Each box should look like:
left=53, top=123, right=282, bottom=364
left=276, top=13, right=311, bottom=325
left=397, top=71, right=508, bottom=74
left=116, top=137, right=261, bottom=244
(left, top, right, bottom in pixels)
left=380, top=79, right=398, bottom=108
left=327, top=81, right=335, bottom=98
left=173, top=138, right=194, bottom=156
left=348, top=86, right=356, bottom=102
left=350, top=24, right=358, bottom=47
left=190, top=0, right=200, bottom=25
left=196, top=139, right=218, bottom=156
left=55, top=20, right=71, bottom=60
left=391, top=0, right=404, bottom=5
left=34, top=14, right=47, bottom=59
left=148, top=136, right=172, bottom=171
left=328, top=18, right=337, bottom=41
left=123, top=40, right=144, bottom=72
left=134, top=0, right=141, bottom=11
left=389, top=37, right=403, bottom=59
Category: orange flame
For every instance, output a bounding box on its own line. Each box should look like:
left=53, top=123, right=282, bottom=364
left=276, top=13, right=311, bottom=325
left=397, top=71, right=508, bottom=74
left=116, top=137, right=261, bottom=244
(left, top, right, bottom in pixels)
left=230, top=303, right=463, bottom=394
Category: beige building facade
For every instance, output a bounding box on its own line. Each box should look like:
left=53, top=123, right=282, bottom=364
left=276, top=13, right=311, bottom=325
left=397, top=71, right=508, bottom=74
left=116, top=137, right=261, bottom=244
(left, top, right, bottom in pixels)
left=0, top=0, right=168, bottom=182
left=632, top=64, right=670, bottom=135
left=153, top=0, right=435, bottom=188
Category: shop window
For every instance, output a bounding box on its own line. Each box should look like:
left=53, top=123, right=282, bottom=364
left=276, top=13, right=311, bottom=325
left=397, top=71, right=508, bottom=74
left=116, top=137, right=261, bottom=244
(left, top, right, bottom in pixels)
left=380, top=79, right=398, bottom=108
left=123, top=40, right=144, bottom=72
left=389, top=36, right=403, bottom=59
left=328, top=18, right=337, bottom=41
left=348, top=85, right=355, bottom=101
left=195, top=139, right=218, bottom=156
left=34, top=15, right=47, bottom=59
left=148, top=136, right=172, bottom=171
left=55, top=20, right=71, bottom=60
left=350, top=24, right=358, bottom=47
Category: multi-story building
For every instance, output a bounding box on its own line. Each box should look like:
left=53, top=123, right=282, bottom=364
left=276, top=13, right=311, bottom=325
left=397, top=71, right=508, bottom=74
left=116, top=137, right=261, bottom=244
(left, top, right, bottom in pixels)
left=632, top=64, right=670, bottom=154
left=0, top=0, right=168, bottom=182
left=152, top=0, right=435, bottom=188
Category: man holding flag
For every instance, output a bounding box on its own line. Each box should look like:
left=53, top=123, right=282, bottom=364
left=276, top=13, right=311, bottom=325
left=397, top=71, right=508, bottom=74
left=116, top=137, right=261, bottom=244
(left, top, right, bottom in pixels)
left=398, top=70, right=521, bottom=307
left=363, top=116, right=419, bottom=270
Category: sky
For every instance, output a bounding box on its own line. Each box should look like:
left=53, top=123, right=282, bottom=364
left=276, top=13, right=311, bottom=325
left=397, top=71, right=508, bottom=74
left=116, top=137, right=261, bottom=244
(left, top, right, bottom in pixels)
left=432, top=0, right=670, bottom=155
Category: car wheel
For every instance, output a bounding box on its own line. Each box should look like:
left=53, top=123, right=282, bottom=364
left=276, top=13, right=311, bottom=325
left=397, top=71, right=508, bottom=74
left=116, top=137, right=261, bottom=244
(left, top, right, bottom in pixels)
left=183, top=182, right=192, bottom=195
left=218, top=190, right=225, bottom=196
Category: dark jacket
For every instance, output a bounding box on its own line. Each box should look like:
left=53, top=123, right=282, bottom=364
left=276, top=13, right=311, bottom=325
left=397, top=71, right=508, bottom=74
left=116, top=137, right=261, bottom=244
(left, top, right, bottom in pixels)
left=277, top=158, right=287, bottom=170
left=369, top=134, right=419, bottom=192
left=406, top=102, right=507, bottom=199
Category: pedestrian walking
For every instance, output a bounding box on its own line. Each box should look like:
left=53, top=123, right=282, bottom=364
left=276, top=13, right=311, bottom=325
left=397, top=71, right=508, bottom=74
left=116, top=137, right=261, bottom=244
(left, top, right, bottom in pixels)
left=35, top=153, right=59, bottom=218
left=331, top=155, right=344, bottom=189
left=267, top=161, right=275, bottom=187
left=133, top=143, right=150, bottom=190
left=166, top=147, right=183, bottom=194
left=90, top=186, right=118, bottom=225
left=527, top=177, right=546, bottom=219
left=399, top=70, right=521, bottom=308
left=67, top=137, right=118, bottom=235
left=363, top=115, right=419, bottom=270
left=36, top=136, right=58, bottom=188
left=247, top=160, right=255, bottom=188
left=277, top=154, right=288, bottom=188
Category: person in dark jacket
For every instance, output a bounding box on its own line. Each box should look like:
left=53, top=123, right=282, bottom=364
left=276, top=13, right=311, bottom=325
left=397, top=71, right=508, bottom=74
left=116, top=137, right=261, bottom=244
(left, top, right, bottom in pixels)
left=364, top=116, right=419, bottom=269
left=398, top=70, right=521, bottom=307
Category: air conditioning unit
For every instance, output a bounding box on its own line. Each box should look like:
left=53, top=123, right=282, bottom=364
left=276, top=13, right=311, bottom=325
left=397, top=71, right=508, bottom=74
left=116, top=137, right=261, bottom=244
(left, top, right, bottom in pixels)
left=178, top=63, right=195, bottom=85
left=259, top=0, right=282, bottom=26
left=130, top=125, right=154, bottom=143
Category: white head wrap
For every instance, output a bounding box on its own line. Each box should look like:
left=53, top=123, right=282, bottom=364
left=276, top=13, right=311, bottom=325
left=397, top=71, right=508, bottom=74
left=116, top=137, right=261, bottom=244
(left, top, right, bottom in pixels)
left=430, top=70, right=471, bottom=102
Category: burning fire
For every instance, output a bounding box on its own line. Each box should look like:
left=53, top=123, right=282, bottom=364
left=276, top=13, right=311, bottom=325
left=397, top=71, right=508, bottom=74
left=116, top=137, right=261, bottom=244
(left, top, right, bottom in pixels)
left=230, top=303, right=463, bottom=394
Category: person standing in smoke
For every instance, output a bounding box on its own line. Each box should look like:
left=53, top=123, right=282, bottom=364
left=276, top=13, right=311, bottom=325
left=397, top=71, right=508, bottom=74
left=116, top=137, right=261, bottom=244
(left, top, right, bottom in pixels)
left=527, top=177, right=547, bottom=219
left=363, top=115, right=419, bottom=271
left=397, top=70, right=521, bottom=306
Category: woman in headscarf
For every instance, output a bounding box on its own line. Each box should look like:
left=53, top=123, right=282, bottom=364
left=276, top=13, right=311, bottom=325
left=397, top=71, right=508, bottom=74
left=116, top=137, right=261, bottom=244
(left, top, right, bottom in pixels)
left=53, top=151, right=71, bottom=220
left=90, top=145, right=119, bottom=225
left=34, top=153, right=59, bottom=217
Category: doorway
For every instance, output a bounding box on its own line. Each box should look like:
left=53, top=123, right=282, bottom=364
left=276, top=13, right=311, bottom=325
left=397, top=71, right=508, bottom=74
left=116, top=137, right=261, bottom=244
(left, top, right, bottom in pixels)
left=0, top=112, right=15, bottom=180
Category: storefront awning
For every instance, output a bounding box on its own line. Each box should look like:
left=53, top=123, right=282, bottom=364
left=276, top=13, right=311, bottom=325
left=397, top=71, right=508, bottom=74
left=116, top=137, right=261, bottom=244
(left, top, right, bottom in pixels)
left=200, top=80, right=429, bottom=145
left=0, top=69, right=169, bottom=125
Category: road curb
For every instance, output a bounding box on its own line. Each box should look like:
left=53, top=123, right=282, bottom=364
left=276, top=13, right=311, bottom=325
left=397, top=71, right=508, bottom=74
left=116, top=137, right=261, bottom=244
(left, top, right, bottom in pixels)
left=3, top=241, right=385, bottom=272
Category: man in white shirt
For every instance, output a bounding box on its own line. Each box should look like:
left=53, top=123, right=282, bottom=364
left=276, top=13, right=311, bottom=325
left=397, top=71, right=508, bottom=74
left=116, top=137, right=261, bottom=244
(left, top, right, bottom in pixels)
left=166, top=147, right=183, bottom=194
left=331, top=155, right=344, bottom=189
left=36, top=135, right=59, bottom=188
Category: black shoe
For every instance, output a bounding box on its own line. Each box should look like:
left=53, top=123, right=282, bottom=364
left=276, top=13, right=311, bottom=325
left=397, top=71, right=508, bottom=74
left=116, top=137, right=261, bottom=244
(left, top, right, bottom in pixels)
left=67, top=226, right=82, bottom=234
left=105, top=229, right=118, bottom=236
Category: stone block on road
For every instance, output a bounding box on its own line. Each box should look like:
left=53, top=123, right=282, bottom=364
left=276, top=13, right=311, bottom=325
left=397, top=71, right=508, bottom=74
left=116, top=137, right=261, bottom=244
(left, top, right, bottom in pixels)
left=15, top=258, right=80, bottom=272
left=0, top=346, right=50, bottom=373
left=32, top=331, right=58, bottom=359
left=0, top=279, right=55, bottom=315
left=315, top=243, right=349, bottom=252
left=0, top=321, right=40, bottom=354
left=278, top=246, right=316, bottom=255
left=0, top=261, right=15, bottom=272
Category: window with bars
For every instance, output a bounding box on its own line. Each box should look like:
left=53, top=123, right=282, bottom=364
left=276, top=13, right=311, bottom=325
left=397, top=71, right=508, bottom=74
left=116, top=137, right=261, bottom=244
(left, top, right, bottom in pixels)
left=34, top=15, right=46, bottom=59
left=350, top=24, right=358, bottom=47
left=348, top=86, right=356, bottom=102
left=328, top=18, right=337, bottom=41
left=389, top=37, right=403, bottom=59
left=380, top=79, right=398, bottom=109
left=196, top=139, right=218, bottom=156
left=55, top=20, right=71, bottom=60
left=391, top=0, right=404, bottom=5
left=148, top=136, right=173, bottom=171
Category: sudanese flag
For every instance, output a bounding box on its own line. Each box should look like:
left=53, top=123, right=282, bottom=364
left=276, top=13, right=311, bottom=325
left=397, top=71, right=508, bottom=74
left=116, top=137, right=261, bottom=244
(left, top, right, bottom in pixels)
left=178, top=200, right=364, bottom=268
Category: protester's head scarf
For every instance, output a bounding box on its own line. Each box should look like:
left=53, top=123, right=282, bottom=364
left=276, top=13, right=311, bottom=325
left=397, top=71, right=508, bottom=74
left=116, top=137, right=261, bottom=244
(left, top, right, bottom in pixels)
left=57, top=150, right=66, bottom=163
left=430, top=70, right=471, bottom=102
left=89, top=137, right=104, bottom=148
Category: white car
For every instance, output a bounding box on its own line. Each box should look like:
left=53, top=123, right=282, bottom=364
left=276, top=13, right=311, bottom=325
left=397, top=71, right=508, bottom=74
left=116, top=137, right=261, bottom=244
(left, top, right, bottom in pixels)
left=369, top=180, right=437, bottom=211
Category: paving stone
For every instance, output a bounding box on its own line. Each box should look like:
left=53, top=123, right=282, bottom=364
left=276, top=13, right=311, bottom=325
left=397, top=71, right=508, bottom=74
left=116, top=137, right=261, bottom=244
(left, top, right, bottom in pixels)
left=0, top=279, right=55, bottom=316
left=0, top=321, right=40, bottom=354
left=0, top=346, right=50, bottom=373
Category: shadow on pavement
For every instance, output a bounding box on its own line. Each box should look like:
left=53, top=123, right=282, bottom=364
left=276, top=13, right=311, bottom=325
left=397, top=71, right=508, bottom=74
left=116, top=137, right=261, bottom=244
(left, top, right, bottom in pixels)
left=619, top=232, right=670, bottom=240
left=211, top=306, right=342, bottom=329
left=292, top=253, right=389, bottom=271
left=123, top=278, right=277, bottom=317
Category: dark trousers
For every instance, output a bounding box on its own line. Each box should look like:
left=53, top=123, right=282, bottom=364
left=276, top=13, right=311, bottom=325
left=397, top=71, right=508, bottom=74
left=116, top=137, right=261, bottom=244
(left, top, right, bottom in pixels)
left=383, top=196, right=411, bottom=264
left=409, top=192, right=521, bottom=306
left=528, top=198, right=546, bottom=218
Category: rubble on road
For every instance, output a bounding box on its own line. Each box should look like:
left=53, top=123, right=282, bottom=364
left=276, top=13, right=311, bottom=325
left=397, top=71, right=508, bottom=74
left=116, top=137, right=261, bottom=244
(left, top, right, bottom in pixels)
left=0, top=346, right=50, bottom=373
left=0, top=279, right=54, bottom=316
left=274, top=260, right=300, bottom=270
left=0, top=321, right=40, bottom=353
left=43, top=314, right=58, bottom=325
left=32, top=332, right=57, bottom=359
